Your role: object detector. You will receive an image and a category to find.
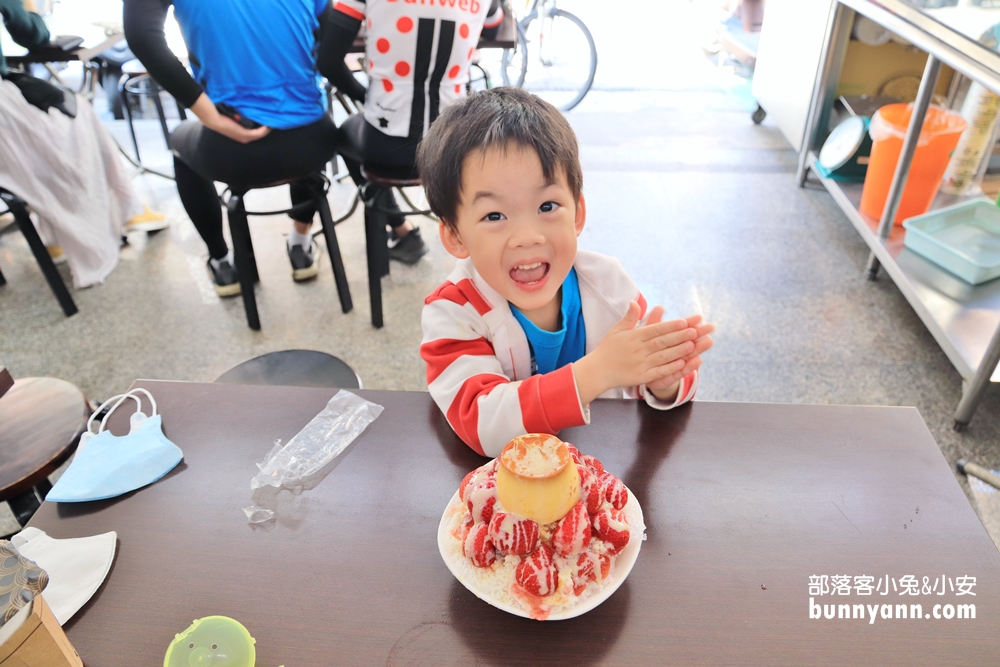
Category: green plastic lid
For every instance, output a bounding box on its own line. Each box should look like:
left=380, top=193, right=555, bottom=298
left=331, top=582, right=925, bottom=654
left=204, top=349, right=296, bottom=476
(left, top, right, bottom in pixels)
left=164, top=616, right=256, bottom=667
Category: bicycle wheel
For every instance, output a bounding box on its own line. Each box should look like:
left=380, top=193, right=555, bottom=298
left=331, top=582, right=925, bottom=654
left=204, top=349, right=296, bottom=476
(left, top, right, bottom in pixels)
left=500, top=23, right=528, bottom=88
left=519, top=9, right=596, bottom=111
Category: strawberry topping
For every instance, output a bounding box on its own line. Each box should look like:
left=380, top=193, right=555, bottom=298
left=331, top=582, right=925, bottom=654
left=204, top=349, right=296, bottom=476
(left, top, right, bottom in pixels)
left=489, top=511, right=540, bottom=556
left=601, top=472, right=628, bottom=510
left=515, top=543, right=558, bottom=596
left=551, top=500, right=592, bottom=557
left=592, top=508, right=630, bottom=555
left=466, top=478, right=498, bottom=525
left=581, top=454, right=604, bottom=476
left=464, top=522, right=497, bottom=568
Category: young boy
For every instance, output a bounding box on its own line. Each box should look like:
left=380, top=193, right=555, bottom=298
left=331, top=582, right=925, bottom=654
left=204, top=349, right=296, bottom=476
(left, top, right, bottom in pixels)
left=418, top=88, right=714, bottom=457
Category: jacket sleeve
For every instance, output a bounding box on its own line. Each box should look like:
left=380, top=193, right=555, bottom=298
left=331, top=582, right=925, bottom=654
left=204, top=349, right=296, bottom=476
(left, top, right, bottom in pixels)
left=421, top=294, right=588, bottom=458
left=1, top=0, right=49, bottom=50
left=640, top=371, right=698, bottom=410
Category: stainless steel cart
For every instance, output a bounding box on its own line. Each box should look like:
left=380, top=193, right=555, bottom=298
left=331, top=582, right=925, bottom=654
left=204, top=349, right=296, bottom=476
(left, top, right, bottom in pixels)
left=800, top=0, right=1000, bottom=430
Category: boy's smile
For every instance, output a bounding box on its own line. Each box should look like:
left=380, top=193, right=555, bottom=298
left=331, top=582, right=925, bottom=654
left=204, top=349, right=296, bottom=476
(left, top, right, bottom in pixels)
left=440, top=145, right=586, bottom=331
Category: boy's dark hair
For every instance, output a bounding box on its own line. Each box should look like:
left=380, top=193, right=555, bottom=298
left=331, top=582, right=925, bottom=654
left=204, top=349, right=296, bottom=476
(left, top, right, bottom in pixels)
left=416, top=87, right=583, bottom=229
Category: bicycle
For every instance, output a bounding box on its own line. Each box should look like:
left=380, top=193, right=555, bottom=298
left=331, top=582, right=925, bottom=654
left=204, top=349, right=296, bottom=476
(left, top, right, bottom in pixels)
left=498, top=0, right=597, bottom=111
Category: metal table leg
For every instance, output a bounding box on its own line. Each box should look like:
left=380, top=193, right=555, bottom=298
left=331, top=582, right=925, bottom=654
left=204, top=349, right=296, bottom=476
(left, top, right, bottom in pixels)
left=866, top=55, right=942, bottom=281
left=797, top=2, right=854, bottom=187
left=954, top=324, right=1000, bottom=430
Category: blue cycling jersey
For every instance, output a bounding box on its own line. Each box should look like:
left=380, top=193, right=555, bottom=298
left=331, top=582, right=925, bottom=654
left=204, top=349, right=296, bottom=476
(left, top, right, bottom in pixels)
left=171, top=0, right=328, bottom=130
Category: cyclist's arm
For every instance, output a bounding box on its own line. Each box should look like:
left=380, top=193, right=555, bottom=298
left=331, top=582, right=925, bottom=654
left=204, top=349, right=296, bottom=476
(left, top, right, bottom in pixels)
left=481, top=0, right=504, bottom=40
left=317, top=1, right=367, bottom=103
left=123, top=0, right=203, bottom=108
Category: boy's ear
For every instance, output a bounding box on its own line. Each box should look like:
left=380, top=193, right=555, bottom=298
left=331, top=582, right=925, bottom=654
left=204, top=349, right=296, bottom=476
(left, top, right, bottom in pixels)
left=439, top=221, right=470, bottom=259
left=574, top=193, right=587, bottom=237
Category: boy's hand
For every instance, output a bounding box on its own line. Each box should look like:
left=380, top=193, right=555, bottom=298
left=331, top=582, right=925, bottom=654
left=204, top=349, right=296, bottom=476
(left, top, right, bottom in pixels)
left=573, top=302, right=711, bottom=406
left=644, top=311, right=714, bottom=402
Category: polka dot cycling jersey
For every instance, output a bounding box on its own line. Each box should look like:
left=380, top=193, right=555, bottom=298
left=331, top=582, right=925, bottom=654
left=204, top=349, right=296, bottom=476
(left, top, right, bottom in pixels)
left=334, top=0, right=503, bottom=139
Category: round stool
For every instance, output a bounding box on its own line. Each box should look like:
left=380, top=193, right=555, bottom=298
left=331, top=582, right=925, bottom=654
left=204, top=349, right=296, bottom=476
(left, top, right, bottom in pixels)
left=0, top=377, right=89, bottom=529
left=119, top=59, right=186, bottom=166
left=214, top=350, right=362, bottom=389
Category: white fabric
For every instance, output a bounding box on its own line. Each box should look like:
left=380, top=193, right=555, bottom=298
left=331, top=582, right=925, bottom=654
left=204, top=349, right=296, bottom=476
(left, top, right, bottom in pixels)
left=0, top=81, right=142, bottom=288
left=11, top=527, right=117, bottom=625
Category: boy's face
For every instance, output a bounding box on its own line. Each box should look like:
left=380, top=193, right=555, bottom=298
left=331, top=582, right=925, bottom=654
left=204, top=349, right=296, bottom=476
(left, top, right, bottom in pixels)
left=440, top=146, right=585, bottom=320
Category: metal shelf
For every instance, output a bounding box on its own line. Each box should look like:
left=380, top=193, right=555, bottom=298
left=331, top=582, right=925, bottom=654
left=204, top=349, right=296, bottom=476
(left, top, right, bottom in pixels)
left=840, top=0, right=1000, bottom=98
left=809, top=152, right=1000, bottom=384
left=797, top=0, right=1000, bottom=428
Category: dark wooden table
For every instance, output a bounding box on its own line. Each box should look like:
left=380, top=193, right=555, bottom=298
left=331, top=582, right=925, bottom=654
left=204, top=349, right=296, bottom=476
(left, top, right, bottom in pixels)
left=27, top=381, right=1000, bottom=665
left=0, top=377, right=87, bottom=502
left=0, top=366, right=13, bottom=399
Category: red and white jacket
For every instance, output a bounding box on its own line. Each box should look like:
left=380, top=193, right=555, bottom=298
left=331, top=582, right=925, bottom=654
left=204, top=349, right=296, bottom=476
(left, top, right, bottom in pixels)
left=420, top=250, right=698, bottom=457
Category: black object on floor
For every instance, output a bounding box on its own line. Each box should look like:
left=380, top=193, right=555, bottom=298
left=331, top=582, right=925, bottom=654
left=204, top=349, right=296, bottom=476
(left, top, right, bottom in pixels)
left=0, top=189, right=78, bottom=317
left=214, top=350, right=362, bottom=389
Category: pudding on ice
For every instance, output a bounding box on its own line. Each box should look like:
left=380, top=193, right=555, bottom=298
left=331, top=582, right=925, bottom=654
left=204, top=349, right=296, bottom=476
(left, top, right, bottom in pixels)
left=496, top=434, right=581, bottom=525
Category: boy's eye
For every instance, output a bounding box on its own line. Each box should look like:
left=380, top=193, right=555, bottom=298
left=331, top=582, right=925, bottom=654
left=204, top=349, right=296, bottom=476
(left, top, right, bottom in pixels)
left=539, top=201, right=559, bottom=213
left=484, top=212, right=505, bottom=222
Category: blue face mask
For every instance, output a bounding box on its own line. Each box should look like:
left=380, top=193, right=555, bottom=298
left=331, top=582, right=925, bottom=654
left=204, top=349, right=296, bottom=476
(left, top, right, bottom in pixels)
left=46, top=389, right=183, bottom=503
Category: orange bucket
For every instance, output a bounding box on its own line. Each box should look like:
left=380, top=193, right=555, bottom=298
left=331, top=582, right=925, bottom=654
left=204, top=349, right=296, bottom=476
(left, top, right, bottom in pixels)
left=859, top=104, right=967, bottom=225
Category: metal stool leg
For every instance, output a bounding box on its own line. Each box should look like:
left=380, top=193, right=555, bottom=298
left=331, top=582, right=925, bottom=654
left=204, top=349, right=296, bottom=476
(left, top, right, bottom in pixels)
left=317, top=192, right=353, bottom=314
left=149, top=79, right=172, bottom=147
left=226, top=194, right=261, bottom=331
left=0, top=192, right=77, bottom=317
left=364, top=203, right=385, bottom=328
left=119, top=74, right=142, bottom=164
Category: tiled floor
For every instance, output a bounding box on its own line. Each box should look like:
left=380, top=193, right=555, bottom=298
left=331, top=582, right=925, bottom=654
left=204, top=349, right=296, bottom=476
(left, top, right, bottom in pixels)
left=1, top=0, right=998, bottom=538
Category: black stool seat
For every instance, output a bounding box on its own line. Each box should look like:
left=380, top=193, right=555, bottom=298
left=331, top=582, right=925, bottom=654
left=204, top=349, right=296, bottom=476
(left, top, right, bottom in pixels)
left=362, top=165, right=421, bottom=188
left=215, top=350, right=361, bottom=389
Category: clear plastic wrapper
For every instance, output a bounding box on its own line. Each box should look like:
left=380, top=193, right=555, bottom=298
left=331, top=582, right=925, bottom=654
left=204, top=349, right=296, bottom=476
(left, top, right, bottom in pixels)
left=244, top=391, right=383, bottom=523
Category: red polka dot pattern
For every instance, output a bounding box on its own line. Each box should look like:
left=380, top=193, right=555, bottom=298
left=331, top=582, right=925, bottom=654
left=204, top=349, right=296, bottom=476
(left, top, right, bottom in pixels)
left=395, top=61, right=411, bottom=77
left=468, top=47, right=474, bottom=60
left=459, top=23, right=469, bottom=39
left=448, top=65, right=460, bottom=79
left=382, top=79, right=394, bottom=92
left=397, top=16, right=413, bottom=33
left=455, top=84, right=461, bottom=93
left=376, top=38, right=390, bottom=54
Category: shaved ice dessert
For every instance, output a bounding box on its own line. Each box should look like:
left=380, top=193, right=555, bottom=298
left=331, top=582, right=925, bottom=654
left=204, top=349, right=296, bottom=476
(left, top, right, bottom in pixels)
left=442, top=434, right=637, bottom=620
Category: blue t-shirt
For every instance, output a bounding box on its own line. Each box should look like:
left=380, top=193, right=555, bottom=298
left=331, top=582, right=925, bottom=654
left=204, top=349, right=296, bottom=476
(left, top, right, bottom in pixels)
left=511, top=268, right=587, bottom=376
left=172, top=0, right=327, bottom=130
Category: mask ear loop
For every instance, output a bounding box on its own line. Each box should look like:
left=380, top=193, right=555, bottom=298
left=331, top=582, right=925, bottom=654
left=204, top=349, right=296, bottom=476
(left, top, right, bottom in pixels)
left=85, top=389, right=159, bottom=435
left=128, top=387, right=157, bottom=417
left=86, top=393, right=135, bottom=435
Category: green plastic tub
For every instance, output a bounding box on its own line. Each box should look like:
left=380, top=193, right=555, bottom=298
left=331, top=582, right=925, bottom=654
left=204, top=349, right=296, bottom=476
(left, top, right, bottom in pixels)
left=902, top=198, right=1000, bottom=285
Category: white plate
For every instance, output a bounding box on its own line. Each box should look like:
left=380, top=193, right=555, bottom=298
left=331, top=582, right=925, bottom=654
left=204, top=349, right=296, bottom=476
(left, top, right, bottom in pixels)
left=437, top=479, right=645, bottom=621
